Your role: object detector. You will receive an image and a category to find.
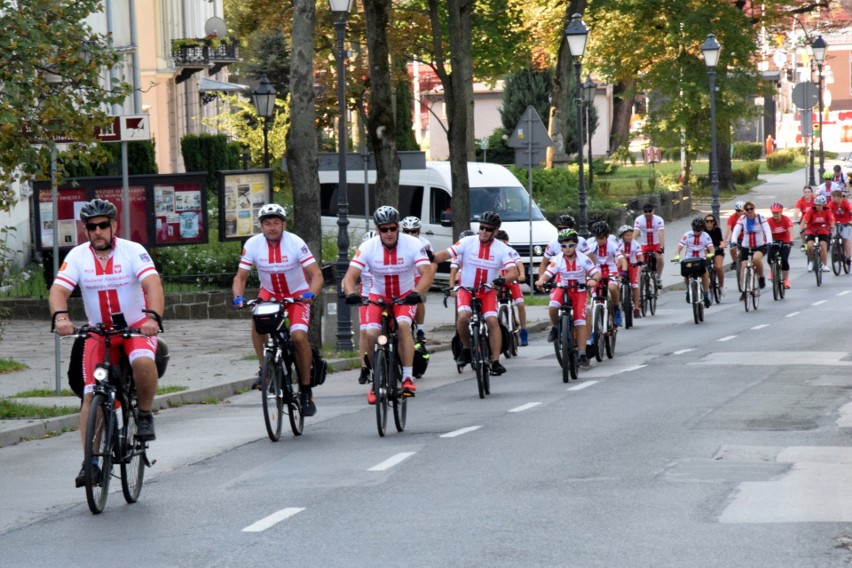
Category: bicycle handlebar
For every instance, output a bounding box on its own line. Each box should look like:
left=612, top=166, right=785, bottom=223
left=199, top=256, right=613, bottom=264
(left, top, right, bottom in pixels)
left=51, top=309, right=163, bottom=334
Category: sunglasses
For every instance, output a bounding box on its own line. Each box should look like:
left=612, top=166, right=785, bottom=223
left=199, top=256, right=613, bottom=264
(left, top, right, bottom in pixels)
left=744, top=207, right=755, bottom=212
left=402, top=229, right=419, bottom=234
left=86, top=221, right=112, bottom=231
left=378, top=225, right=398, bottom=233
left=479, top=226, right=495, bottom=233
left=560, top=242, right=577, bottom=248
left=704, top=219, right=715, bottom=223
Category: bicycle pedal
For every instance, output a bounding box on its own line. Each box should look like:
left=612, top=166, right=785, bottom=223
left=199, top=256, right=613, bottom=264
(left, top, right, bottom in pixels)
left=402, top=391, right=415, bottom=397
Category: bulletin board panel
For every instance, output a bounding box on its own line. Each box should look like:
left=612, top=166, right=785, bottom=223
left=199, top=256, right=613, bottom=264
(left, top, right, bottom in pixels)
left=218, top=170, right=273, bottom=242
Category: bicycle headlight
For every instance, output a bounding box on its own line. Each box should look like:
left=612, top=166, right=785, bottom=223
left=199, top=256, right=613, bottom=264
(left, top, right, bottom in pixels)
left=377, top=335, right=388, bottom=346
left=93, top=365, right=109, bottom=382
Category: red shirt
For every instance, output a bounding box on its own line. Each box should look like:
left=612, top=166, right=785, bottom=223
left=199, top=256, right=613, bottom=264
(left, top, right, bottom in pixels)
left=767, top=215, right=793, bottom=243
left=830, top=199, right=852, bottom=225
left=795, top=197, right=814, bottom=217
left=802, top=207, right=835, bottom=236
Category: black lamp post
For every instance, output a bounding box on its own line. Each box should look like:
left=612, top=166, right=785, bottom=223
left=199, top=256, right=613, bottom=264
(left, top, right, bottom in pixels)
left=564, top=13, right=589, bottom=236
left=251, top=74, right=276, bottom=169
left=702, top=34, right=721, bottom=221
left=330, top=0, right=354, bottom=351
left=812, top=35, right=827, bottom=180
left=808, top=58, right=817, bottom=186
left=582, top=77, right=596, bottom=194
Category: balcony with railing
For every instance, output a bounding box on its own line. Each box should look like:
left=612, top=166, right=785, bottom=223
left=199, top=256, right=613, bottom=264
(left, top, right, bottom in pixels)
left=171, top=37, right=238, bottom=83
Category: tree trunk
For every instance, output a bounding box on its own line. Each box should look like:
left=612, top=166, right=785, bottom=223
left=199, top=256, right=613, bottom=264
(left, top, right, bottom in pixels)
left=550, top=0, right=588, bottom=167
left=286, top=0, right=323, bottom=345
left=446, top=0, right=474, bottom=238
left=610, top=79, right=634, bottom=154
left=364, top=0, right=400, bottom=208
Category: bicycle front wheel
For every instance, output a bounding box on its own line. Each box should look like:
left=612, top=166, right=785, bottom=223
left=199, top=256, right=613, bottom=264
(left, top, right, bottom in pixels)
left=392, top=359, right=407, bottom=433
left=559, top=315, right=572, bottom=383
left=752, top=272, right=760, bottom=311
left=120, top=407, right=146, bottom=504
left=374, top=349, right=389, bottom=437
left=593, top=305, right=605, bottom=362
left=649, top=278, right=658, bottom=315
left=640, top=273, right=649, bottom=317
left=692, top=280, right=701, bottom=324
left=832, top=239, right=843, bottom=275
left=84, top=394, right=114, bottom=514
left=621, top=284, right=633, bottom=329
left=816, top=254, right=823, bottom=286
left=472, top=326, right=486, bottom=399
left=260, top=353, right=283, bottom=442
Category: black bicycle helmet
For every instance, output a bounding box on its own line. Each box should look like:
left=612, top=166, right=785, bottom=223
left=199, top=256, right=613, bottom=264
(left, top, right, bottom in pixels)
left=691, top=217, right=706, bottom=232
left=79, top=199, right=117, bottom=222
left=479, top=210, right=502, bottom=229
left=592, top=221, right=610, bottom=238
left=556, top=214, right=576, bottom=229
left=373, top=205, right=400, bottom=226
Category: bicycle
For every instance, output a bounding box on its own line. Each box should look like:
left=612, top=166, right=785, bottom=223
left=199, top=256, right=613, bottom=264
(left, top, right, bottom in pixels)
left=707, top=256, right=722, bottom=304
left=673, top=257, right=707, bottom=324
left=737, top=246, right=760, bottom=312
left=362, top=296, right=417, bottom=436
left=496, top=282, right=520, bottom=358
left=53, top=310, right=162, bottom=515
left=830, top=225, right=850, bottom=275
left=456, top=284, right=494, bottom=399
left=589, top=278, right=617, bottom=361
left=812, top=236, right=825, bottom=287
left=767, top=241, right=787, bottom=301
left=543, top=281, right=585, bottom=382
left=619, top=267, right=635, bottom=329
left=247, top=298, right=312, bottom=442
left=638, top=254, right=658, bottom=317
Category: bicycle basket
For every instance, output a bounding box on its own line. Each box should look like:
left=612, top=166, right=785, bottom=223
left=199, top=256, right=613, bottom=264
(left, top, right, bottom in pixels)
left=252, top=302, right=285, bottom=334
left=680, top=257, right=707, bottom=278
left=310, top=345, right=327, bottom=387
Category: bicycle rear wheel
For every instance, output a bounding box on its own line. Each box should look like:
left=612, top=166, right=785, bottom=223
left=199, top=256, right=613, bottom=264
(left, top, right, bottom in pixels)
left=498, top=306, right=512, bottom=359
left=692, top=280, right=701, bottom=324
left=605, top=310, right=616, bottom=359
left=260, top=353, right=283, bottom=442
left=649, top=278, right=658, bottom=315
left=374, top=349, right=389, bottom=437
left=743, top=267, right=752, bottom=312
left=621, top=284, right=633, bottom=329
left=84, top=394, right=113, bottom=514
left=472, top=326, right=486, bottom=399
left=593, top=305, right=605, bottom=362
left=392, top=357, right=407, bottom=432
left=510, top=307, right=520, bottom=356
left=286, top=376, right=304, bottom=437
left=640, top=273, right=649, bottom=317
left=752, top=271, right=760, bottom=310
left=120, top=406, right=146, bottom=504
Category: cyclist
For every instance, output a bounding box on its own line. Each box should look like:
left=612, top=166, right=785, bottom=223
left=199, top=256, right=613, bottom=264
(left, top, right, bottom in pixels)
left=48, top=199, right=164, bottom=487
left=671, top=217, right=714, bottom=308
left=766, top=202, right=794, bottom=289
left=833, top=164, right=849, bottom=189
left=792, top=187, right=815, bottom=250
left=232, top=204, right=324, bottom=416
left=818, top=171, right=840, bottom=201
left=400, top=216, right=435, bottom=343
left=802, top=195, right=835, bottom=273
left=586, top=221, right=625, bottom=327
left=342, top=206, right=434, bottom=403
left=703, top=213, right=727, bottom=295
left=496, top=229, right=529, bottom=346
left=830, top=189, right=852, bottom=268
left=540, top=214, right=595, bottom=278
left=356, top=230, right=377, bottom=385
left=731, top=201, right=772, bottom=297
left=616, top=224, right=642, bottom=320
left=448, top=229, right=476, bottom=293
left=724, top=201, right=745, bottom=270
left=432, top=211, right=519, bottom=377
left=633, top=203, right=665, bottom=287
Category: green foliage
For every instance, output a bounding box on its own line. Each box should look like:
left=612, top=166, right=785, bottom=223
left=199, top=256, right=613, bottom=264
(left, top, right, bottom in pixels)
left=394, top=62, right=420, bottom=151
left=766, top=149, right=795, bottom=170
left=200, top=94, right=288, bottom=170
left=240, top=30, right=291, bottom=98
left=180, top=134, right=241, bottom=194
left=62, top=140, right=158, bottom=178
left=506, top=165, right=578, bottom=212
left=500, top=67, right=553, bottom=134
left=150, top=241, right=243, bottom=289
left=0, top=358, right=26, bottom=374
left=0, top=0, right=133, bottom=210
left=732, top=162, right=760, bottom=184
left=732, top=142, right=763, bottom=161
left=0, top=399, right=79, bottom=419
left=475, top=128, right=513, bottom=165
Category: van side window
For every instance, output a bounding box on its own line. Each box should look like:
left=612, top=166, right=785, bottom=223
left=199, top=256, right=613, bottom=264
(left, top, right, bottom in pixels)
left=320, top=183, right=336, bottom=216
left=399, top=185, right=423, bottom=218
left=430, top=188, right=452, bottom=224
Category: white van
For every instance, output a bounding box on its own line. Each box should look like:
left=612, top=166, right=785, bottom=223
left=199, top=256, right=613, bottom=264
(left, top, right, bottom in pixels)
left=318, top=154, right=557, bottom=279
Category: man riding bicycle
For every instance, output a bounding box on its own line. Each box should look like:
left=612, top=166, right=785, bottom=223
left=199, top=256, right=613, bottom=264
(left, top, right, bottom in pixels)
left=672, top=217, right=715, bottom=308
left=586, top=221, right=625, bottom=327
left=829, top=189, right=852, bottom=268
left=539, top=214, right=596, bottom=278
left=616, top=224, right=642, bottom=319
left=802, top=195, right=835, bottom=273
left=432, top=211, right=519, bottom=377
left=535, top=229, right=600, bottom=369
left=400, top=216, right=435, bottom=343
left=232, top=204, right=324, bottom=416
left=633, top=203, right=665, bottom=286
left=49, top=199, right=164, bottom=487
left=342, top=206, right=434, bottom=403
left=731, top=201, right=772, bottom=296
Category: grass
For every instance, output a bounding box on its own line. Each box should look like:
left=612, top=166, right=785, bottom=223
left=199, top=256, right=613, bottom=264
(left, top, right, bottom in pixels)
left=13, top=388, right=75, bottom=398
left=157, top=385, right=189, bottom=395
left=0, top=359, right=27, bottom=374
left=0, top=399, right=79, bottom=419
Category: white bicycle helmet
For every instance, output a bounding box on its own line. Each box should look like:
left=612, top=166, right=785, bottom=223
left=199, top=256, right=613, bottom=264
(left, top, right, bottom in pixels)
left=617, top=224, right=633, bottom=237
left=361, top=230, right=378, bottom=242
left=400, top=216, right=422, bottom=230
left=814, top=195, right=828, bottom=205
left=734, top=201, right=745, bottom=211
left=258, top=203, right=286, bottom=222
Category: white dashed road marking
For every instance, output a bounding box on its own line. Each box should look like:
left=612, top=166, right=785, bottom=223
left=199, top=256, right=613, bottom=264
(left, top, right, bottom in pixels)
left=441, top=426, right=482, bottom=438
left=718, top=335, right=737, bottom=342
left=509, top=402, right=542, bottom=413
left=369, top=452, right=416, bottom=471
left=673, top=349, right=695, bottom=355
left=812, top=300, right=827, bottom=306
left=242, top=508, right=305, bottom=532
left=568, top=381, right=598, bottom=391
left=751, top=324, right=769, bottom=330
left=785, top=311, right=800, bottom=318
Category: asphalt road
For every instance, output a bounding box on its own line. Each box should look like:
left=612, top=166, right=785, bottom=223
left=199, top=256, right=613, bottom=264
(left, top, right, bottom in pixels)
left=3, top=242, right=852, bottom=567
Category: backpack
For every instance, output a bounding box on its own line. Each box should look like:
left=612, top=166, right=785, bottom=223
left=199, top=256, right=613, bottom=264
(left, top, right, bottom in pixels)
left=310, top=346, right=327, bottom=387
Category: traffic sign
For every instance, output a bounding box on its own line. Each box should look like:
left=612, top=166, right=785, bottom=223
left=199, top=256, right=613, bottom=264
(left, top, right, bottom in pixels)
left=792, top=82, right=819, bottom=110
left=97, top=115, right=151, bottom=142
left=507, top=106, right=552, bottom=148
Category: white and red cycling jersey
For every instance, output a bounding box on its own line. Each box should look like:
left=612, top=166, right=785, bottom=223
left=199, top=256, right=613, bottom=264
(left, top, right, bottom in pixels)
left=731, top=214, right=772, bottom=248
left=586, top=236, right=624, bottom=277
left=678, top=230, right=713, bottom=257
left=350, top=233, right=430, bottom=297
left=446, top=235, right=517, bottom=289
left=617, top=238, right=642, bottom=287
left=239, top=232, right=316, bottom=298
left=544, top=252, right=599, bottom=326
left=54, top=238, right=158, bottom=328
left=633, top=214, right=665, bottom=249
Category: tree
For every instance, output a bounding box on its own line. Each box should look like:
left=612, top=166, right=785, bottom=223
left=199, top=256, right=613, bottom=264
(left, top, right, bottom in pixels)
left=0, top=0, right=132, bottom=211
left=500, top=68, right=553, bottom=135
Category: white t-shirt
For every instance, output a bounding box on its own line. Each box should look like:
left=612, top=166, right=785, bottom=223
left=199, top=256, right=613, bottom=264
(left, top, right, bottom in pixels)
left=445, top=235, right=517, bottom=289
left=350, top=234, right=430, bottom=297
left=239, top=232, right=316, bottom=297
left=634, top=214, right=665, bottom=246
left=54, top=238, right=158, bottom=328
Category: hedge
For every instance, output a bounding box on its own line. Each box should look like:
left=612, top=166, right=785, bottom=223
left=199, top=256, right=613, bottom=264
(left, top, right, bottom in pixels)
left=732, top=142, right=762, bottom=161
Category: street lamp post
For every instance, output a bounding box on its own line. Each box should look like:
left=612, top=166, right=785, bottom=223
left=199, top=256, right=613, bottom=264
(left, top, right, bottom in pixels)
left=564, top=13, right=589, bottom=236
left=702, top=34, right=722, bottom=221
left=330, top=0, right=354, bottom=351
left=582, top=77, right=597, bottom=194
left=812, top=35, right=827, bottom=180
left=251, top=74, right=276, bottom=169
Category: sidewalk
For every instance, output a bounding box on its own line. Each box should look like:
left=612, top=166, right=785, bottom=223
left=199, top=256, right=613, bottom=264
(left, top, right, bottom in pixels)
left=0, top=164, right=812, bottom=447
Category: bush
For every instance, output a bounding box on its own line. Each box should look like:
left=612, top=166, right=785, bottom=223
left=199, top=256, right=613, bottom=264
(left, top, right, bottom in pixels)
left=181, top=134, right=242, bottom=194
left=506, top=165, right=577, bottom=212
left=733, top=142, right=763, bottom=161
left=766, top=149, right=795, bottom=170
left=732, top=162, right=760, bottom=184
left=150, top=241, right=243, bottom=289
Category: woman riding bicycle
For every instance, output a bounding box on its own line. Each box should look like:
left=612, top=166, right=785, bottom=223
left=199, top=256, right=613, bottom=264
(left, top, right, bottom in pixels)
left=672, top=217, right=715, bottom=308
left=731, top=201, right=772, bottom=298
left=703, top=213, right=727, bottom=295
left=616, top=224, right=641, bottom=319
left=535, top=229, right=601, bottom=369
left=793, top=186, right=816, bottom=250
left=803, top=195, right=835, bottom=273
left=766, top=202, right=794, bottom=288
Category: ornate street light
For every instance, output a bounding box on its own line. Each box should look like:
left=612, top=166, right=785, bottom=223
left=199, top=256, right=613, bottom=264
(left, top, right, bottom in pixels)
left=251, top=74, right=276, bottom=169
left=702, top=33, right=721, bottom=220
left=582, top=77, right=597, bottom=193
left=812, top=35, right=827, bottom=180
left=564, top=13, right=589, bottom=236
left=330, top=0, right=355, bottom=351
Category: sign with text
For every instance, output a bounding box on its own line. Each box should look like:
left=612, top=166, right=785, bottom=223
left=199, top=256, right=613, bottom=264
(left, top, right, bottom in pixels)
left=218, top=170, right=273, bottom=241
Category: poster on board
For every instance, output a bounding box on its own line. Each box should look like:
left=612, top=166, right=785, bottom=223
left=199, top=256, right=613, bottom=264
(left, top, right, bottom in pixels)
left=218, top=170, right=272, bottom=241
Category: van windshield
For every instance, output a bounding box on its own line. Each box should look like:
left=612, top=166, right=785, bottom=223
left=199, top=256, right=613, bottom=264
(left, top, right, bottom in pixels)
left=470, top=187, right=545, bottom=222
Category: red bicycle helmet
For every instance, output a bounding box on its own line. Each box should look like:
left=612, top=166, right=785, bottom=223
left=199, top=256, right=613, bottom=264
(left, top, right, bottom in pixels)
left=770, top=202, right=783, bottom=213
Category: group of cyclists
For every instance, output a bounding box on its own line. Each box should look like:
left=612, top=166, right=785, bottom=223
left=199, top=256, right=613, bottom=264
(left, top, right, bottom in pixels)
left=50, top=172, right=852, bottom=485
